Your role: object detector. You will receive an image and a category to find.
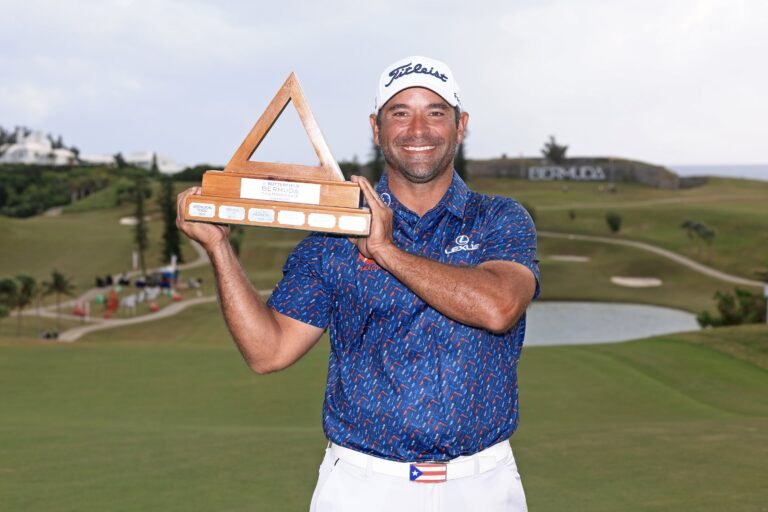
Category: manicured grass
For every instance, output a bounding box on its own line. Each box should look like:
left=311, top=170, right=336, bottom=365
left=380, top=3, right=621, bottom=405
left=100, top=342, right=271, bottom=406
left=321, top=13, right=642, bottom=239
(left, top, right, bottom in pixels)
left=1, top=310, right=766, bottom=511
left=471, top=177, right=768, bottom=279
left=0, top=206, right=189, bottom=293
left=62, top=182, right=124, bottom=213
left=516, top=328, right=768, bottom=511
left=0, top=312, right=81, bottom=339
left=537, top=237, right=730, bottom=313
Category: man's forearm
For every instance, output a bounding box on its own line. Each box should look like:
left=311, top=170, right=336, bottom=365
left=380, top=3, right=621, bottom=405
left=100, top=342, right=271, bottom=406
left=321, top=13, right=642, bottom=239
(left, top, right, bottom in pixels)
left=206, top=241, right=284, bottom=372
left=176, top=186, right=323, bottom=373
left=374, top=244, right=536, bottom=334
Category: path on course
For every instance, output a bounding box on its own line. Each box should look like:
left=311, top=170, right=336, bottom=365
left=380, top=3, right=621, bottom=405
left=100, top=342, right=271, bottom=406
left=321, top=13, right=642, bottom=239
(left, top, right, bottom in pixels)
left=57, top=290, right=272, bottom=342
left=539, top=231, right=764, bottom=287
left=536, top=193, right=768, bottom=212
left=51, top=232, right=762, bottom=342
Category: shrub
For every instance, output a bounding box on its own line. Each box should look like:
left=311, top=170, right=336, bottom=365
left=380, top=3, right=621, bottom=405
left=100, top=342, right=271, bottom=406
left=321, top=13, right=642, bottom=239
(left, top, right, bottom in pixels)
left=606, top=212, right=622, bottom=233
left=697, top=287, right=767, bottom=327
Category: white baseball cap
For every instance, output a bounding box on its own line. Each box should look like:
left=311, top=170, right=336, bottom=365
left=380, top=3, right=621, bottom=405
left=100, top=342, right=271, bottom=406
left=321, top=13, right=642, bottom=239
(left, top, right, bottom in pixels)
left=374, top=56, right=462, bottom=113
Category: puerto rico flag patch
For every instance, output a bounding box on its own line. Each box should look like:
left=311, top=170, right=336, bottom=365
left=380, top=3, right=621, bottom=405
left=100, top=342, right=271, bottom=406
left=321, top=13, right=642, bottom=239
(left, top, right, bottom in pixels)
left=409, top=463, right=447, bottom=483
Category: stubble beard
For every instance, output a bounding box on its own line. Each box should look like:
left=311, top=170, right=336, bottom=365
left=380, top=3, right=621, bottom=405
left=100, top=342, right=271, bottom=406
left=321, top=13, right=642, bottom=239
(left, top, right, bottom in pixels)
left=380, top=135, right=458, bottom=184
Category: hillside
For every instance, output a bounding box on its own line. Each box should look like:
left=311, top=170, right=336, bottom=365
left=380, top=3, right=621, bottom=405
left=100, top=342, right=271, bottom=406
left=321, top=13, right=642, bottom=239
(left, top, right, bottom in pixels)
left=471, top=176, right=768, bottom=281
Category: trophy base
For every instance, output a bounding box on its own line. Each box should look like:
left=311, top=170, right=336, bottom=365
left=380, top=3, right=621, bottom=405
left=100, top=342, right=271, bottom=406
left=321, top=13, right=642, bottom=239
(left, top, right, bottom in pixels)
left=183, top=194, right=371, bottom=236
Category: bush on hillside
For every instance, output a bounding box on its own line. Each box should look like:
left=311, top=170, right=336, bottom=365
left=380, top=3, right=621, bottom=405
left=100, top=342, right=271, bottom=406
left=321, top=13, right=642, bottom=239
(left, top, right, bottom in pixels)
left=0, top=165, right=114, bottom=217
left=697, top=287, right=767, bottom=327
left=606, top=212, right=622, bottom=233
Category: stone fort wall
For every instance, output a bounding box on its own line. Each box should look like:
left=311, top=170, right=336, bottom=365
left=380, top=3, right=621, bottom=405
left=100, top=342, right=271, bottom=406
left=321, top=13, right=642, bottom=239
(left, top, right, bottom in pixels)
left=466, top=157, right=705, bottom=189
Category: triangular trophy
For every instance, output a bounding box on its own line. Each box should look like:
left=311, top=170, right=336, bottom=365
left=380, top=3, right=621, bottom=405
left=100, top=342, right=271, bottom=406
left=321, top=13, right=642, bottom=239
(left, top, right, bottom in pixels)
left=183, top=73, right=371, bottom=235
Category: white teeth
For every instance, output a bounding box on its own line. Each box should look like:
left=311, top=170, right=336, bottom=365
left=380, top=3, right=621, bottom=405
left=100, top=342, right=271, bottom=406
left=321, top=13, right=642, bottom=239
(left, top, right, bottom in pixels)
left=403, top=146, right=435, bottom=152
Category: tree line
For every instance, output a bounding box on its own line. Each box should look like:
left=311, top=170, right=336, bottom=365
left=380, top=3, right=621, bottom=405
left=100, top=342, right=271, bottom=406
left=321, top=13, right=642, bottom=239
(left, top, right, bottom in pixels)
left=0, top=165, right=113, bottom=217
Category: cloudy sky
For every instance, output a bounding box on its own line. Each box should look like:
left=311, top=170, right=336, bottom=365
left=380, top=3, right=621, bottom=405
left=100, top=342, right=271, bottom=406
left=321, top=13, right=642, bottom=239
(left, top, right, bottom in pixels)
left=1, top=0, right=766, bottom=169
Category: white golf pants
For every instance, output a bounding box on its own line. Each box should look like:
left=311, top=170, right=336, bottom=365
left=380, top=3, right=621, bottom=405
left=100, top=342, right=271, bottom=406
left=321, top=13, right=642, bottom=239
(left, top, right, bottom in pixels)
left=310, top=440, right=527, bottom=512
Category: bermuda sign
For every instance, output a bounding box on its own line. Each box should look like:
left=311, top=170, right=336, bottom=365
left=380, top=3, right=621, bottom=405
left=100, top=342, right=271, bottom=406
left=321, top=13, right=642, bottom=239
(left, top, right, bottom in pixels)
left=528, top=166, right=606, bottom=181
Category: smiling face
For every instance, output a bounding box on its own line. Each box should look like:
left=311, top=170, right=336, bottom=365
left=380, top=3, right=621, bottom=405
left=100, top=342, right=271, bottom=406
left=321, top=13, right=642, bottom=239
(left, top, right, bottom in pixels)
left=371, top=87, right=468, bottom=185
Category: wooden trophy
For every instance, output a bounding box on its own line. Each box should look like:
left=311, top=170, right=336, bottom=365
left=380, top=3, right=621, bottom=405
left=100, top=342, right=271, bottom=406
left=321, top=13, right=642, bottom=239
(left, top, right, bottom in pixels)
left=183, top=73, right=370, bottom=235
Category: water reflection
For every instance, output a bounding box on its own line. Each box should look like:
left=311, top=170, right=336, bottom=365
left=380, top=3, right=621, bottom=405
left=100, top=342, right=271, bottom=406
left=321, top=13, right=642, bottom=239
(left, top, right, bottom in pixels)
left=525, top=302, right=699, bottom=346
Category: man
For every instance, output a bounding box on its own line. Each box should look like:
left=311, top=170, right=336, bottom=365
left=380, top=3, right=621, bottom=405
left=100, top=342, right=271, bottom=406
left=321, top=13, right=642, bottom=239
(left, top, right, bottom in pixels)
left=177, top=55, right=539, bottom=511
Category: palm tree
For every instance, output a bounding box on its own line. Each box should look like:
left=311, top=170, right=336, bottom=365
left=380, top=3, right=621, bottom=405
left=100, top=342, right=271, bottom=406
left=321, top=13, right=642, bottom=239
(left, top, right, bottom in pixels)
left=43, top=269, right=76, bottom=331
left=15, top=275, right=37, bottom=335
left=0, top=275, right=37, bottom=335
left=0, top=278, right=16, bottom=333
left=695, top=224, right=716, bottom=261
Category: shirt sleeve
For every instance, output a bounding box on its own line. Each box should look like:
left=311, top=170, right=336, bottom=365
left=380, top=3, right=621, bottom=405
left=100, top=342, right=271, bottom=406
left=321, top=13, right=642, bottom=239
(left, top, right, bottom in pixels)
left=266, top=234, right=333, bottom=328
left=478, top=198, right=541, bottom=299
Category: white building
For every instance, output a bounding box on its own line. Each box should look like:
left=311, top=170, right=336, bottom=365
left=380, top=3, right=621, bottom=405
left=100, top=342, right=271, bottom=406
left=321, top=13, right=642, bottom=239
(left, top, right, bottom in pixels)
left=0, top=127, right=185, bottom=173
left=78, top=153, right=117, bottom=166
left=0, top=128, right=76, bottom=166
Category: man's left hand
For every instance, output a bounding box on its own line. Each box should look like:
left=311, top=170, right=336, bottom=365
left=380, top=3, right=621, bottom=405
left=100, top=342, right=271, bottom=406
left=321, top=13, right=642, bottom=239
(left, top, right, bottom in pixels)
left=350, top=175, right=394, bottom=263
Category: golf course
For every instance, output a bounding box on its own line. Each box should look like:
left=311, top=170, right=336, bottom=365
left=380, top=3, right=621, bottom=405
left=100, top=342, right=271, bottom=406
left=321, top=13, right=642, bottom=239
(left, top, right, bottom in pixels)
left=1, top=175, right=767, bottom=511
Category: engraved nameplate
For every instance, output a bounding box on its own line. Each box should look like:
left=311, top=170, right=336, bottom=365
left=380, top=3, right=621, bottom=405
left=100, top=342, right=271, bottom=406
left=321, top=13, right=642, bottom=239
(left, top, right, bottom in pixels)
left=241, top=178, right=321, bottom=205
left=277, top=210, right=306, bottom=226
left=339, top=216, right=367, bottom=232
left=219, top=205, right=245, bottom=221
left=248, top=208, right=276, bottom=223
left=308, top=213, right=336, bottom=229
left=189, top=202, right=216, bottom=218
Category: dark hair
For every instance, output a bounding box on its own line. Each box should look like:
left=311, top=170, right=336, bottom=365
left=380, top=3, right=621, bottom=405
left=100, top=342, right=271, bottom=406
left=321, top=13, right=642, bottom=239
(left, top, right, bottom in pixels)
left=376, top=105, right=462, bottom=127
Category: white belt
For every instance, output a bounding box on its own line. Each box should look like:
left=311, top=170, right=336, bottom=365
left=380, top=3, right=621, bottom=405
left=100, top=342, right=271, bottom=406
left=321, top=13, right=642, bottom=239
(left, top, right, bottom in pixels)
left=329, top=440, right=511, bottom=483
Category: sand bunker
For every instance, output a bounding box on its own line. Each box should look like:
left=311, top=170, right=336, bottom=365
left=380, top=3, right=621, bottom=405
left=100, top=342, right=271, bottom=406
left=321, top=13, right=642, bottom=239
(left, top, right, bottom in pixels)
left=549, top=255, right=591, bottom=262
left=119, top=216, right=150, bottom=226
left=611, top=276, right=663, bottom=288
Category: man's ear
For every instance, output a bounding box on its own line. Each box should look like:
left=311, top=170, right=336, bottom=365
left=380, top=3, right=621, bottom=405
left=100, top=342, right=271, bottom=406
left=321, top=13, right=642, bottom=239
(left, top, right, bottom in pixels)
left=369, top=114, right=380, bottom=146
left=457, top=111, right=469, bottom=144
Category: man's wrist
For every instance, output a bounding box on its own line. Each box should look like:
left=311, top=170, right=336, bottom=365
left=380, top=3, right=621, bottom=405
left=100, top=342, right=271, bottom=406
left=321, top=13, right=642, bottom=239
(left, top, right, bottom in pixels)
left=206, top=238, right=235, bottom=263
left=372, top=242, right=402, bottom=272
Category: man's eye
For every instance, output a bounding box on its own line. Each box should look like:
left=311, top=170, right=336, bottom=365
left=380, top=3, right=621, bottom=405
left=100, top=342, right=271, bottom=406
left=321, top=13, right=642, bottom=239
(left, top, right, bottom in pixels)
left=429, top=111, right=445, bottom=116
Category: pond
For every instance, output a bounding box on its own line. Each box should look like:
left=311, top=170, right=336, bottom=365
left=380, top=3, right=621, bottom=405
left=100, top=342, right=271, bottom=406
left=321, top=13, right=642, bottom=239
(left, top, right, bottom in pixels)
left=525, top=301, right=700, bottom=346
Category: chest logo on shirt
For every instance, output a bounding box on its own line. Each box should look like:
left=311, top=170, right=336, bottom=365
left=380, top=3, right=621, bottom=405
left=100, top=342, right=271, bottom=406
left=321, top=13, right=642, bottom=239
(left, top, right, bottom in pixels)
left=445, top=235, right=480, bottom=255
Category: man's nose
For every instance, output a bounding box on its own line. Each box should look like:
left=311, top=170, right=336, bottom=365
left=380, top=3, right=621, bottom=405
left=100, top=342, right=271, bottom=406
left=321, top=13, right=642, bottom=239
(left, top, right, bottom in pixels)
left=406, top=113, right=428, bottom=137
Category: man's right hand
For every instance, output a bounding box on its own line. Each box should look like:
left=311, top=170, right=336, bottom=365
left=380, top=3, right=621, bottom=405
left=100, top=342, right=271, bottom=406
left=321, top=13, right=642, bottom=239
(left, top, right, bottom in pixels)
left=176, top=186, right=230, bottom=252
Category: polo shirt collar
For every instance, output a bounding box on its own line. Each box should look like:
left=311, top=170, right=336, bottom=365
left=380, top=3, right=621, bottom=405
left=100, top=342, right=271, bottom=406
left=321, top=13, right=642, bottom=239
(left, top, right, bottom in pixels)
left=375, top=170, right=470, bottom=220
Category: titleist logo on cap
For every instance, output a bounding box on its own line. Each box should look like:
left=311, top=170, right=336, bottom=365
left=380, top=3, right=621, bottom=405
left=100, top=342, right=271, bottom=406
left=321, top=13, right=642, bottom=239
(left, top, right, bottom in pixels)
left=384, top=62, right=449, bottom=88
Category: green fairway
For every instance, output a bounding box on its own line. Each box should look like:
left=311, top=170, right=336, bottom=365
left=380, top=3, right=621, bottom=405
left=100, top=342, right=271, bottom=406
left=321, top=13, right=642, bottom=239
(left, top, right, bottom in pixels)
left=1, top=308, right=766, bottom=511
left=515, top=325, right=768, bottom=511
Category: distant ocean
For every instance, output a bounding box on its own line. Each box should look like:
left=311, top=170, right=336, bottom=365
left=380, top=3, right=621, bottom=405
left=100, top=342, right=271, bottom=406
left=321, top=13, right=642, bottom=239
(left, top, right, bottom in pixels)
left=667, top=164, right=768, bottom=182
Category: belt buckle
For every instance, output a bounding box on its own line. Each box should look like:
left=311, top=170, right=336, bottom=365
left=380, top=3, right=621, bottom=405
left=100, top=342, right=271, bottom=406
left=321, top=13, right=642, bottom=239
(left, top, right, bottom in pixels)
left=409, top=462, right=448, bottom=483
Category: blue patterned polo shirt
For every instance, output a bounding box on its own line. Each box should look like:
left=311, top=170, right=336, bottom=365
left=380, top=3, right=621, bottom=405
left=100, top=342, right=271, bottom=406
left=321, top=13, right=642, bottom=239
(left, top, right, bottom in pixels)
left=267, top=171, right=539, bottom=462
